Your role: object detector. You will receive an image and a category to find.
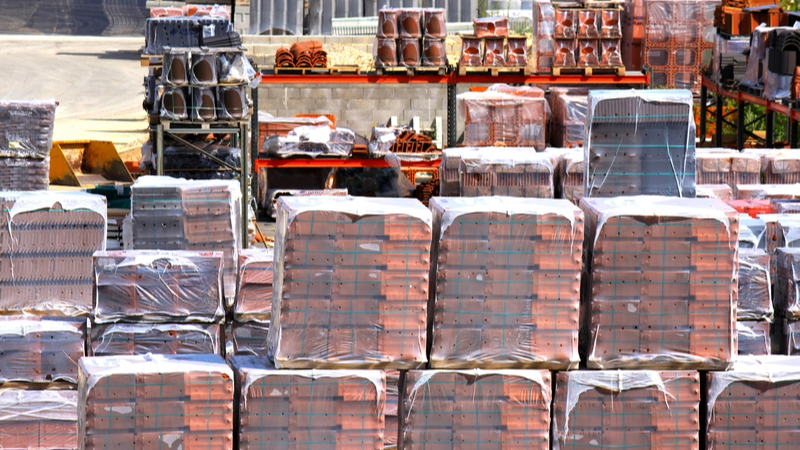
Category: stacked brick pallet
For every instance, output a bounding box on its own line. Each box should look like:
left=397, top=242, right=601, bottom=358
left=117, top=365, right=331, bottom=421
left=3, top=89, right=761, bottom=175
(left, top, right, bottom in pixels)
left=92, top=250, right=225, bottom=356
left=585, top=90, right=696, bottom=198
left=0, top=388, right=79, bottom=449
left=457, top=89, right=548, bottom=149
left=227, top=248, right=273, bottom=357
left=458, top=17, right=531, bottom=68
left=0, top=100, right=56, bottom=191
left=737, top=249, right=773, bottom=355
left=375, top=8, right=447, bottom=68
left=696, top=148, right=761, bottom=187
left=551, top=5, right=625, bottom=74
left=774, top=248, right=800, bottom=354
left=557, top=148, right=585, bottom=204
left=581, top=196, right=738, bottom=369
left=78, top=354, right=234, bottom=450
left=550, top=88, right=588, bottom=148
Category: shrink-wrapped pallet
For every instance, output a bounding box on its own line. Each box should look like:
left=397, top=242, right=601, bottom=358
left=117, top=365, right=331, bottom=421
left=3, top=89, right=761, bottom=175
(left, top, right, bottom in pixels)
left=92, top=250, right=225, bottom=324
left=429, top=197, right=583, bottom=369
left=90, top=323, right=221, bottom=356
left=585, top=90, right=696, bottom=198
left=775, top=248, right=800, bottom=321
left=0, top=388, right=78, bottom=450
left=234, top=248, right=273, bottom=323
left=736, top=184, right=800, bottom=200
left=695, top=149, right=760, bottom=188
left=706, top=356, right=800, bottom=450
left=231, top=357, right=385, bottom=450
left=400, top=370, right=552, bottom=450
left=0, top=192, right=106, bottom=316
left=130, top=176, right=241, bottom=302
left=269, top=196, right=432, bottom=369
left=764, top=152, right=800, bottom=184
left=773, top=318, right=800, bottom=354
left=457, top=91, right=548, bottom=150
left=580, top=196, right=738, bottom=370
left=224, top=322, right=269, bottom=357
left=551, top=93, right=587, bottom=148
left=78, top=354, right=234, bottom=450
left=0, top=318, right=85, bottom=383
left=738, top=249, right=772, bottom=321
left=554, top=370, right=700, bottom=450
left=737, top=321, right=771, bottom=355
left=0, top=100, right=57, bottom=158
left=444, top=148, right=555, bottom=198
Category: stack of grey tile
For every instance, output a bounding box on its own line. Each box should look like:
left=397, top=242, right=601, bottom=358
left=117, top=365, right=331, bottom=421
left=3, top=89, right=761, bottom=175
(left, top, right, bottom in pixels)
left=0, top=100, right=57, bottom=191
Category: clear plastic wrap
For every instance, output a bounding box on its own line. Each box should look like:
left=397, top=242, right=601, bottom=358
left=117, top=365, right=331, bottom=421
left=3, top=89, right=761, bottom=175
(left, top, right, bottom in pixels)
left=385, top=370, right=399, bottom=449
left=712, top=33, right=750, bottom=82
left=580, top=196, right=739, bottom=370
left=736, top=184, right=800, bottom=199
left=459, top=36, right=483, bottom=66
left=696, top=149, right=761, bottom=188
left=560, top=149, right=585, bottom=204
left=235, top=248, right=274, bottom=323
left=217, top=85, right=249, bottom=121
left=225, top=322, right=270, bottom=357
left=739, top=216, right=766, bottom=250
left=775, top=248, right=800, bottom=321
left=737, top=321, right=771, bottom=355
left=231, top=357, right=385, bottom=450
left=401, top=370, right=551, bottom=449
left=552, top=94, right=587, bottom=149
left=263, top=126, right=355, bottom=159
left=537, top=1, right=556, bottom=72
left=269, top=196, right=432, bottom=369
left=585, top=90, right=696, bottom=198
left=0, top=318, right=85, bottom=383
left=601, top=9, right=621, bottom=38
left=190, top=87, right=217, bottom=122
left=738, top=249, right=773, bottom=321
left=696, top=184, right=734, bottom=200
left=554, top=370, right=700, bottom=450
left=0, top=191, right=106, bottom=316
left=0, top=156, right=49, bottom=191
left=0, top=100, right=57, bottom=159
left=578, top=10, right=599, bottom=39
left=764, top=49, right=792, bottom=100
left=90, top=323, right=221, bottom=356
left=484, top=37, right=506, bottom=67
left=458, top=91, right=549, bottom=149
left=143, top=17, right=232, bottom=55
left=78, top=354, right=233, bottom=450
left=507, top=36, right=529, bottom=66
left=399, top=9, right=423, bottom=38
left=600, top=39, right=623, bottom=66
left=160, top=87, right=188, bottom=121
left=742, top=26, right=775, bottom=89
left=130, top=177, right=241, bottom=302
left=770, top=199, right=800, bottom=213
left=474, top=17, right=509, bottom=38
left=93, top=250, right=225, bottom=324
left=763, top=152, right=800, bottom=184
left=375, top=38, right=398, bottom=67
left=706, top=356, right=800, bottom=449
left=377, top=7, right=398, bottom=38
left=422, top=38, right=446, bottom=67
left=429, top=197, right=583, bottom=369
left=776, top=318, right=800, bottom=354
left=460, top=148, right=555, bottom=198
left=423, top=9, right=446, bottom=38
left=578, top=40, right=600, bottom=66
left=555, top=10, right=576, bottom=39
left=0, top=388, right=78, bottom=450
left=399, top=37, right=421, bottom=67
left=554, top=39, right=577, bottom=67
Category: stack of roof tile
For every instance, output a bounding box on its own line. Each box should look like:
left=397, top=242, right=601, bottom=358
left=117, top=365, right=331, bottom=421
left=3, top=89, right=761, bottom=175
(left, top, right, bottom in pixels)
left=0, top=317, right=85, bottom=383
left=580, top=197, right=738, bottom=370
left=429, top=197, right=584, bottom=369
left=269, top=196, right=432, bottom=369
left=78, top=354, right=234, bottom=450
left=0, top=389, right=79, bottom=450
left=0, top=100, right=57, bottom=191
left=231, top=357, right=385, bottom=450
left=551, top=91, right=588, bottom=148
left=90, top=323, right=221, bottom=357
left=227, top=248, right=273, bottom=357
left=737, top=249, right=773, bottom=355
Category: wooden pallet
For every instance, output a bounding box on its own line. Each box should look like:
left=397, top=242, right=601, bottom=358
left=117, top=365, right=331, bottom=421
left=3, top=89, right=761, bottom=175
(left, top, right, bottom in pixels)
left=551, top=66, right=625, bottom=76
left=141, top=54, right=163, bottom=68
left=375, top=66, right=448, bottom=76
left=273, top=66, right=361, bottom=75
left=457, top=65, right=533, bottom=76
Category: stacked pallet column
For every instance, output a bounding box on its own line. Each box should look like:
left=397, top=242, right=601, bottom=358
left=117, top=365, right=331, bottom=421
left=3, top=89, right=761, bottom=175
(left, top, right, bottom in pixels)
left=227, top=248, right=274, bottom=357
left=0, top=100, right=56, bottom=190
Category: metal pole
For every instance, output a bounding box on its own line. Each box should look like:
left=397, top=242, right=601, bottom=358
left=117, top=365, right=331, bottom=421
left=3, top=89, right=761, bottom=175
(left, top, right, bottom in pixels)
left=156, top=124, right=164, bottom=176
left=737, top=99, right=745, bottom=150
left=766, top=110, right=774, bottom=148
left=699, top=83, right=707, bottom=146
left=447, top=81, right=456, bottom=148
left=241, top=122, right=250, bottom=249
left=715, top=94, right=723, bottom=148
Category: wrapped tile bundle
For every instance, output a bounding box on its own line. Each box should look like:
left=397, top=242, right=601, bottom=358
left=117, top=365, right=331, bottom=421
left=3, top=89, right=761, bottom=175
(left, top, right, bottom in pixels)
left=0, top=318, right=85, bottom=383
left=585, top=90, right=696, bottom=198
left=90, top=323, right=221, bottom=356
left=738, top=249, right=772, bottom=321
left=225, top=322, right=269, bottom=356
left=737, top=321, right=771, bottom=355
left=458, top=91, right=548, bottom=150
left=696, top=184, right=733, bottom=200
left=457, top=148, right=555, bottom=198
left=92, top=250, right=225, bottom=324
left=761, top=214, right=800, bottom=261
left=551, top=93, right=587, bottom=148
left=231, top=357, right=385, bottom=450
left=0, top=156, right=50, bottom=191
left=429, top=197, right=583, bottom=369
left=581, top=196, right=738, bottom=370
left=695, top=149, right=760, bottom=188
left=234, top=248, right=273, bottom=323
left=269, top=196, right=432, bottom=369
left=0, top=191, right=106, bottom=316
left=561, top=150, right=584, bottom=204
left=736, top=184, right=800, bottom=200
left=739, top=216, right=766, bottom=249
left=706, top=356, right=800, bottom=450
left=438, top=148, right=470, bottom=197
left=78, top=354, right=234, bottom=450
left=536, top=1, right=556, bottom=73
left=0, top=100, right=57, bottom=158
left=764, top=152, right=800, bottom=184
left=130, top=176, right=242, bottom=301
left=554, top=371, right=700, bottom=450
left=775, top=248, right=800, bottom=321
left=0, top=388, right=78, bottom=450
left=774, top=318, right=800, bottom=354
left=400, top=370, right=551, bottom=450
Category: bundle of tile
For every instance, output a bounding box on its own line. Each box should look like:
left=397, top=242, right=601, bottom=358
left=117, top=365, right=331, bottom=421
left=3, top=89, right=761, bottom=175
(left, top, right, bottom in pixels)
left=143, top=17, right=232, bottom=55
left=550, top=6, right=624, bottom=69
left=0, top=317, right=85, bottom=383
left=78, top=354, right=234, bottom=450
left=695, top=148, right=761, bottom=187
left=459, top=20, right=530, bottom=68
left=385, top=370, right=400, bottom=448
left=551, top=91, right=588, bottom=148
left=0, top=191, right=106, bottom=316
left=130, top=176, right=242, bottom=302
left=224, top=322, right=270, bottom=357
left=537, top=0, right=556, bottom=72
left=559, top=149, right=585, bottom=204
left=759, top=214, right=800, bottom=274
left=275, top=41, right=327, bottom=68
left=231, top=357, right=385, bottom=450
left=712, top=33, right=750, bottom=83
left=269, top=196, right=432, bottom=369
left=428, top=197, right=583, bottom=369
left=770, top=199, right=800, bottom=213
left=554, top=371, right=700, bottom=449
left=0, top=389, right=79, bottom=450
left=763, top=152, right=800, bottom=183
left=707, top=356, right=800, bottom=449
left=375, top=8, right=447, bottom=67
left=581, top=197, right=739, bottom=370
left=585, top=90, right=696, bottom=198
left=0, top=100, right=56, bottom=190
left=400, top=370, right=552, bottom=449
left=90, top=323, right=222, bottom=356
left=737, top=249, right=773, bottom=355
left=442, top=147, right=555, bottom=198
left=774, top=248, right=800, bottom=353
left=226, top=248, right=274, bottom=357
left=737, top=320, right=772, bottom=355
left=458, top=90, right=548, bottom=149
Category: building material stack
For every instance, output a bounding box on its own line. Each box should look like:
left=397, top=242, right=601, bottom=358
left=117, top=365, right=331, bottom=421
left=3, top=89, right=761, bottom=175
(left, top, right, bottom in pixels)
left=550, top=3, right=625, bottom=74
left=580, top=196, right=738, bottom=369
left=551, top=89, right=588, bottom=148
left=457, top=88, right=548, bottom=149
left=0, top=388, right=79, bottom=450
left=457, top=17, right=531, bottom=69
left=558, top=148, right=585, bottom=205
left=227, top=248, right=273, bottom=357
left=0, top=100, right=57, bottom=191
left=585, top=90, right=696, bottom=198
left=375, top=8, right=448, bottom=68
left=773, top=248, right=800, bottom=354
left=737, top=249, right=773, bottom=355
left=78, top=354, right=234, bottom=450
left=696, top=148, right=760, bottom=188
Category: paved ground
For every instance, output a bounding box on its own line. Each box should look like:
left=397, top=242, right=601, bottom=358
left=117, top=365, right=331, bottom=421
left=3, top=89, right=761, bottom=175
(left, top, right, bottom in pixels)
left=0, top=35, right=149, bottom=158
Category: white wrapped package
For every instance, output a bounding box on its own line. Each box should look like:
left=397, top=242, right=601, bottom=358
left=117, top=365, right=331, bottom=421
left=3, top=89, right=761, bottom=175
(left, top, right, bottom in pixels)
left=0, top=388, right=78, bottom=450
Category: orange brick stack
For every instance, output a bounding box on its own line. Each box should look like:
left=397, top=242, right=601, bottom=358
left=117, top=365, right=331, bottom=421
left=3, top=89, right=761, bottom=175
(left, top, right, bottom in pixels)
left=0, top=389, right=78, bottom=450
left=90, top=323, right=222, bottom=356
left=707, top=356, right=800, bottom=450
left=457, top=90, right=548, bottom=149
left=400, top=370, right=552, bottom=450
left=79, top=354, right=234, bottom=450
left=554, top=371, right=701, bottom=450
left=235, top=248, right=274, bottom=324
left=428, top=197, right=584, bottom=370
left=269, top=196, right=432, bottom=369
left=232, top=357, right=385, bottom=450
left=581, top=197, right=738, bottom=370
left=442, top=148, right=556, bottom=198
